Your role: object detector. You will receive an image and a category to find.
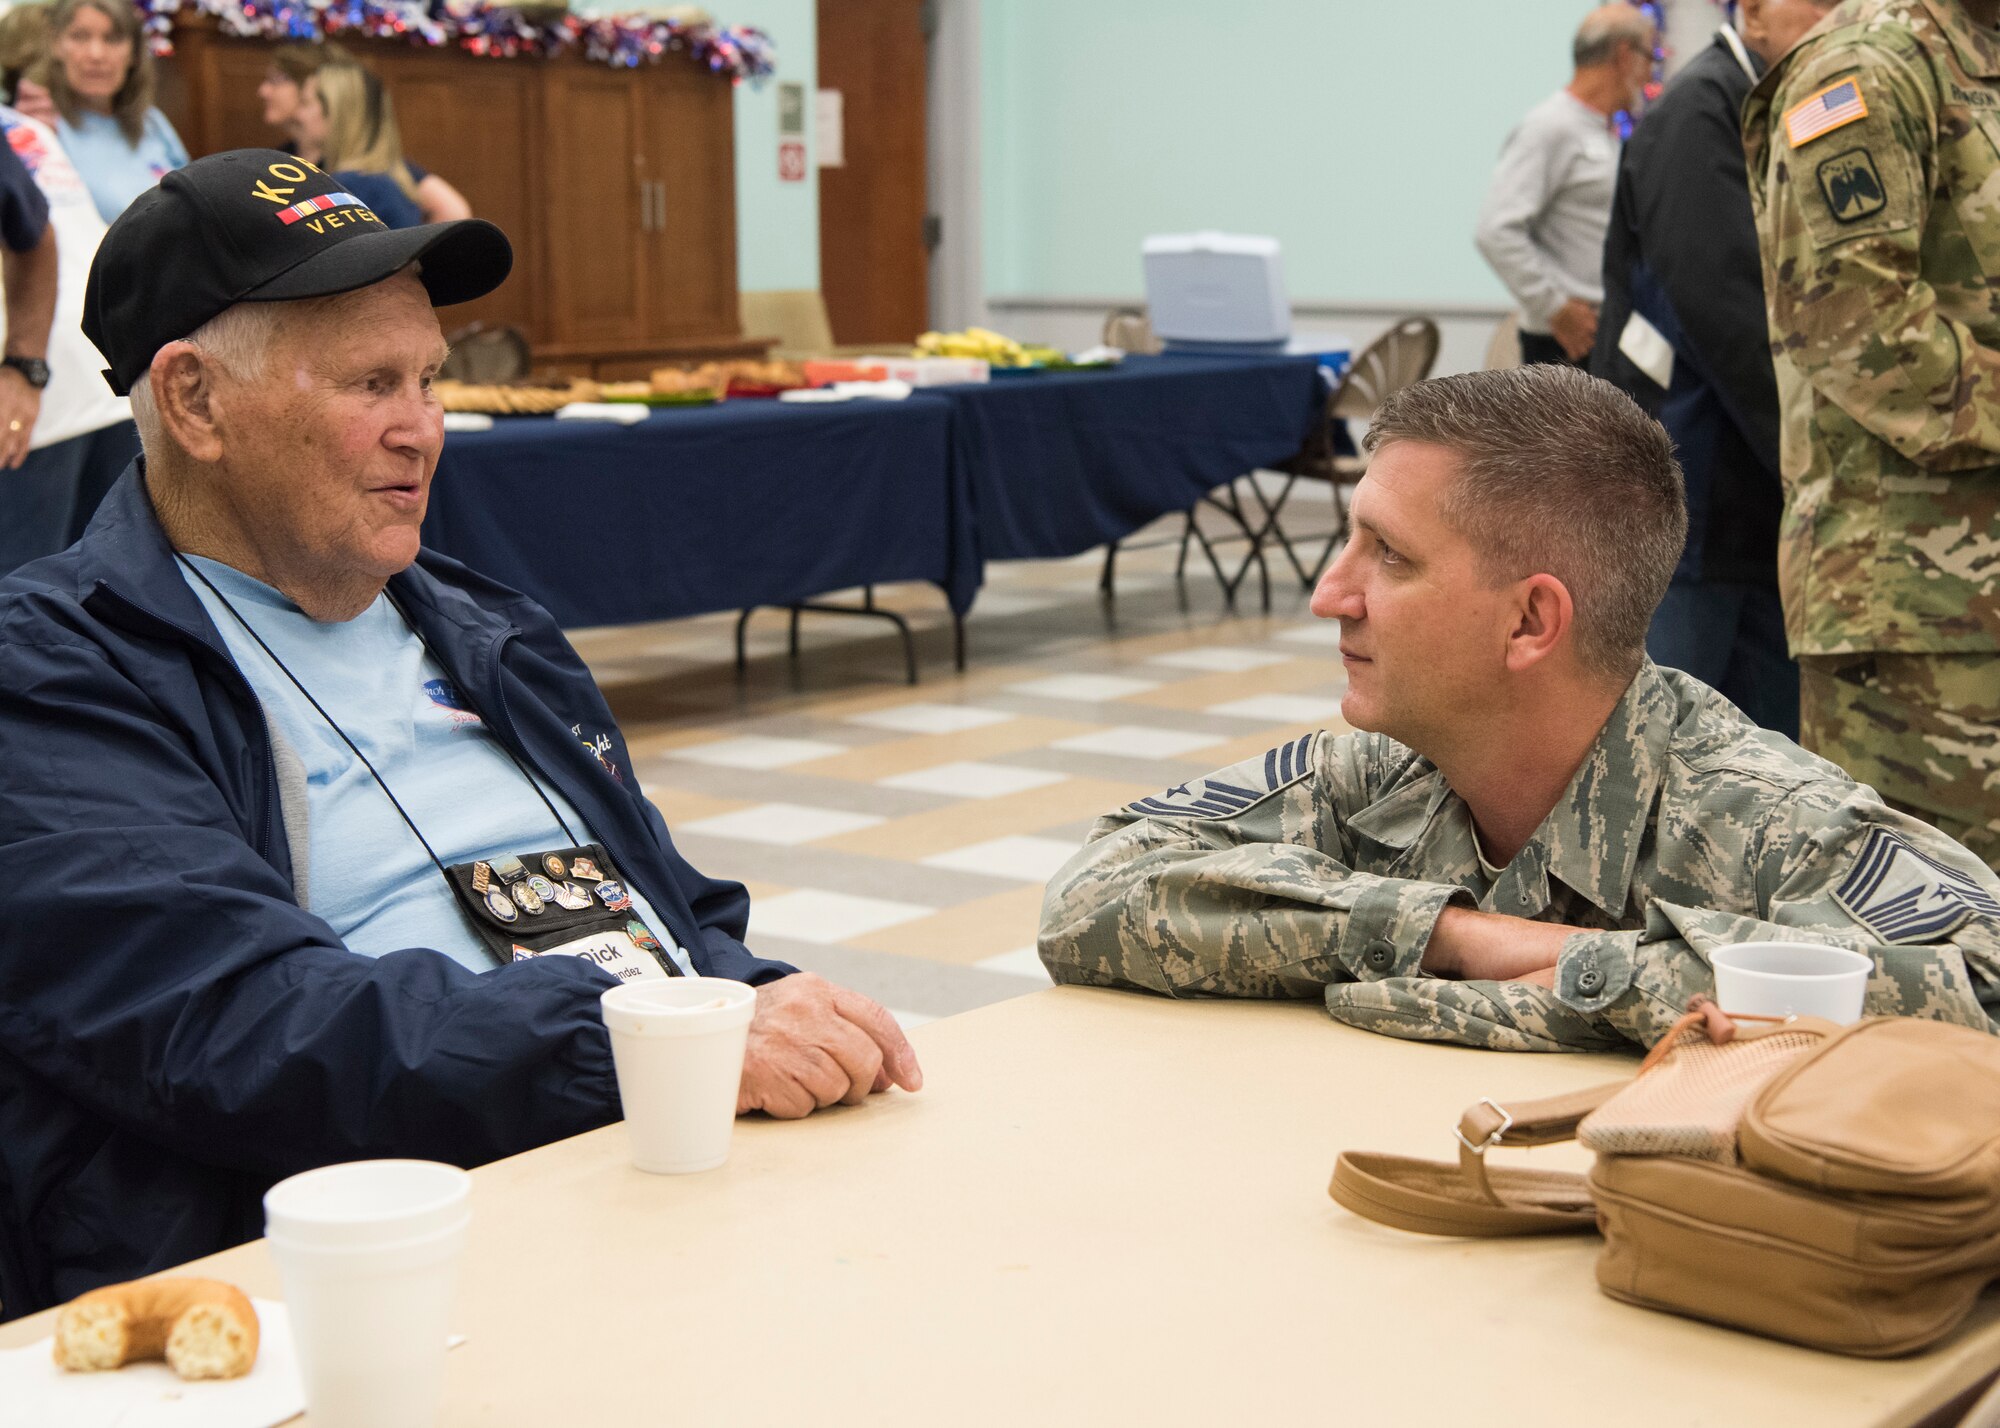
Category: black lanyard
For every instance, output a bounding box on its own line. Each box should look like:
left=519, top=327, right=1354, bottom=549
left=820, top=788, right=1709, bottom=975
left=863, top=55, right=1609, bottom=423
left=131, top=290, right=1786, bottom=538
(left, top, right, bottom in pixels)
left=179, top=555, right=582, bottom=877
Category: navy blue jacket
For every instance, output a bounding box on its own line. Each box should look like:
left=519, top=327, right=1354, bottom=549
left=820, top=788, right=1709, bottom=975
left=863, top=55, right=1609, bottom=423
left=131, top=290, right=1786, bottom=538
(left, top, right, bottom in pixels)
left=0, top=467, right=793, bottom=1319
left=1591, top=32, right=1784, bottom=588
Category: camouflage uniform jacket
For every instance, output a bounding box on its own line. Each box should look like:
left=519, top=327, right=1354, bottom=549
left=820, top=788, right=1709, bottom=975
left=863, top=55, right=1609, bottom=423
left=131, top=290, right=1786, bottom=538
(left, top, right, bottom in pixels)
left=1038, top=663, right=2000, bottom=1051
left=1743, top=0, right=2000, bottom=656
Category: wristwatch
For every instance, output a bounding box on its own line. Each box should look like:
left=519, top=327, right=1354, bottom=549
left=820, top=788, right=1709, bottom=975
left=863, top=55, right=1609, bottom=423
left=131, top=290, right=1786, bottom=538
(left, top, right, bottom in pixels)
left=1, top=355, right=49, bottom=389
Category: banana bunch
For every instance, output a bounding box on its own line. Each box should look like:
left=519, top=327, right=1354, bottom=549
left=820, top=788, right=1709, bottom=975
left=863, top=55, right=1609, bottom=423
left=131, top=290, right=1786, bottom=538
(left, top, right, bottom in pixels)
left=915, top=327, right=1066, bottom=368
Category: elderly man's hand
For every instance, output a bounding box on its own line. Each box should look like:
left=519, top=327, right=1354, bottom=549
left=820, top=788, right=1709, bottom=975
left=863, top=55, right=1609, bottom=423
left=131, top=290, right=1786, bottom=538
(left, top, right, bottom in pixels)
left=0, top=372, right=38, bottom=469
left=737, top=972, right=923, bottom=1119
left=1549, top=298, right=1599, bottom=362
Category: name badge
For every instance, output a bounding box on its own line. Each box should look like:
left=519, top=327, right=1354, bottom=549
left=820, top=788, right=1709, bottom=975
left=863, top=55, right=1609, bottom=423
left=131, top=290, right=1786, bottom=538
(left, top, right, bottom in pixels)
left=514, top=930, right=670, bottom=983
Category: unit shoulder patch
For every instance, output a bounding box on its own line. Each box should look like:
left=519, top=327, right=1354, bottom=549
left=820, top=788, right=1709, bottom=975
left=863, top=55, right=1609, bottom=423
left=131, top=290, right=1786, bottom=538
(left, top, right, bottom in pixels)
left=1831, top=827, right=2000, bottom=944
left=1123, top=733, right=1316, bottom=821
left=1816, top=148, right=1886, bottom=223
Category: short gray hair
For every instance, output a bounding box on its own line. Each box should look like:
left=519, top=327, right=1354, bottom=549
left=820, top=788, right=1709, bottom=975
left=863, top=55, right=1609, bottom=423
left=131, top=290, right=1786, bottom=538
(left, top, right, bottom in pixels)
left=1362, top=365, right=1687, bottom=680
left=1574, top=5, right=1655, bottom=67
left=127, top=302, right=294, bottom=456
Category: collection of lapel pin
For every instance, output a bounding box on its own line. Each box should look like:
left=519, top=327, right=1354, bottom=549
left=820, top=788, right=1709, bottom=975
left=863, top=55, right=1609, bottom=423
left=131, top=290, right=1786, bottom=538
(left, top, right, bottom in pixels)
left=472, top=850, right=628, bottom=926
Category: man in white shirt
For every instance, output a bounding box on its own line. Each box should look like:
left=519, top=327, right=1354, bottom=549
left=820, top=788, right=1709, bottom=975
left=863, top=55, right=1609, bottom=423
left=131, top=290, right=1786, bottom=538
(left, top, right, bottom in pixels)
left=1476, top=6, right=1657, bottom=366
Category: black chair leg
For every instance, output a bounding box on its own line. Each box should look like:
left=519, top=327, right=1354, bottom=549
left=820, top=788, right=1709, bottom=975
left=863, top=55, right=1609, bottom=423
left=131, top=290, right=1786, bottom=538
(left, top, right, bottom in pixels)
left=1098, top=541, right=1119, bottom=598
left=1249, top=474, right=1317, bottom=590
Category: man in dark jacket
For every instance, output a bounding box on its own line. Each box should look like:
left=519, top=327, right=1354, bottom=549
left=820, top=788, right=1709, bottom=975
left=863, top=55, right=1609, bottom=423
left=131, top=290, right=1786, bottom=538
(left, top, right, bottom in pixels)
left=0, top=151, right=920, bottom=1320
left=1590, top=0, right=1835, bottom=738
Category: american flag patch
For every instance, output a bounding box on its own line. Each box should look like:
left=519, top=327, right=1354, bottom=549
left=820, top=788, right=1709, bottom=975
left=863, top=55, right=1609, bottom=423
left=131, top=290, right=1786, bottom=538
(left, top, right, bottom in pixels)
left=276, top=192, right=367, bottom=225
left=1831, top=827, right=2000, bottom=944
left=1785, top=79, right=1868, bottom=148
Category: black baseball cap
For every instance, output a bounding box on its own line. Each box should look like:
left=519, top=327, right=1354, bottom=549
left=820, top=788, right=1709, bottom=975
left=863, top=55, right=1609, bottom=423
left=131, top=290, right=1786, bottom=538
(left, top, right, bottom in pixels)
left=84, top=149, right=512, bottom=396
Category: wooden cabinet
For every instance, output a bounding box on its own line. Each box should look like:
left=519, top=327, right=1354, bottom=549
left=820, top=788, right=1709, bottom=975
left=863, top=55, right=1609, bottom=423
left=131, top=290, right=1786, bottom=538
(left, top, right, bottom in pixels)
left=156, top=18, right=758, bottom=374
left=540, top=66, right=647, bottom=351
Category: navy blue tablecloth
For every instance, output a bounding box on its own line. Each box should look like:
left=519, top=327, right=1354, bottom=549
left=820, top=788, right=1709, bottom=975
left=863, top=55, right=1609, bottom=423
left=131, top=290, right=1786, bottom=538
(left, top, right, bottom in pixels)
left=422, top=397, right=973, bottom=628
left=918, top=353, right=1324, bottom=562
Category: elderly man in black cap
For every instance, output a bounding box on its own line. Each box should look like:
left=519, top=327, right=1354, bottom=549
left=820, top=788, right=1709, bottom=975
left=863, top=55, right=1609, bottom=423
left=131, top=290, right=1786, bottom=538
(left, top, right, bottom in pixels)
left=0, top=151, right=919, bottom=1319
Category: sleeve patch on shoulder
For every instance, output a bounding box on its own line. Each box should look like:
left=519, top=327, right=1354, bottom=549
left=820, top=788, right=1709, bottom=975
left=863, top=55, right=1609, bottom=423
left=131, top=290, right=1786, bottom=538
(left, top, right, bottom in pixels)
left=1831, top=827, right=2000, bottom=944
left=1785, top=77, right=1868, bottom=147
left=1816, top=148, right=1886, bottom=222
left=1123, top=733, right=1315, bottom=821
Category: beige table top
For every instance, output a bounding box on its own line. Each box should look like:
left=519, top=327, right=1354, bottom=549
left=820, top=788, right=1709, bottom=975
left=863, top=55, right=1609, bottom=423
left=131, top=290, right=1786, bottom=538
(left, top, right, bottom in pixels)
left=7, top=987, right=1998, bottom=1425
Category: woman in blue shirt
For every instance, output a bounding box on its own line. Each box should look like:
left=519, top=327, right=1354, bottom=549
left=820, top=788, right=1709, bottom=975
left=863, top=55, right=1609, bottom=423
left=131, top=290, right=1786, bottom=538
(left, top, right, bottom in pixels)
left=44, top=0, right=186, bottom=224
left=292, top=62, right=424, bottom=230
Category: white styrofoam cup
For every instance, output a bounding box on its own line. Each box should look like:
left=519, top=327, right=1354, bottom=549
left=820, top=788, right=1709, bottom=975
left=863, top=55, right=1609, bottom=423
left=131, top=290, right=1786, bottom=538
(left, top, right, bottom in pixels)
left=1710, top=941, right=1872, bottom=1023
left=264, top=1159, right=471, bottom=1428
left=600, top=976, right=757, bottom=1173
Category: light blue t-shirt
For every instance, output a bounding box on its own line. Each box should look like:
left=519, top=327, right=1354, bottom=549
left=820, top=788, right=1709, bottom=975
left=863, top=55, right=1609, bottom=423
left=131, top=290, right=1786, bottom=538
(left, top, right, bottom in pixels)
left=54, top=106, right=187, bottom=224
left=182, top=557, right=690, bottom=976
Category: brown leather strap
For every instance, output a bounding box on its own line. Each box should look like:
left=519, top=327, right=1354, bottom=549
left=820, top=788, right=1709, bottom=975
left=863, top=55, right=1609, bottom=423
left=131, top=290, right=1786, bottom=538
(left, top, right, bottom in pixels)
left=1329, top=1079, right=1623, bottom=1237
left=1330, top=1153, right=1599, bottom=1236
left=1453, top=1082, right=1623, bottom=1206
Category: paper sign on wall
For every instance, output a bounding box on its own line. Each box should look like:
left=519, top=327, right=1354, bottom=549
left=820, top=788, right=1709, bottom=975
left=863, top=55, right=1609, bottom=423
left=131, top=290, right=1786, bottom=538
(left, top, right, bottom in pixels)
left=778, top=82, right=805, bottom=135
left=779, top=140, right=806, bottom=182
left=816, top=88, right=844, bottom=168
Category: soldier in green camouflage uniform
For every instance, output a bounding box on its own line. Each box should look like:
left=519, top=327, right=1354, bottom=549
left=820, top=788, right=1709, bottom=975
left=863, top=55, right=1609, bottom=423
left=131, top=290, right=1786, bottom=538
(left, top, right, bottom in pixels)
left=1743, top=0, right=2000, bottom=872
left=1038, top=365, right=2000, bottom=1052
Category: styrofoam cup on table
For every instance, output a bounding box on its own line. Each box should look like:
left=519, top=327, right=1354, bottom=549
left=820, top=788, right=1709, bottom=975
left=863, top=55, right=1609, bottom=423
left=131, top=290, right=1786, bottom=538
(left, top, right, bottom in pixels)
left=264, top=1159, right=471, bottom=1428
left=601, top=977, right=758, bottom=1173
left=1710, top=941, right=1872, bottom=1023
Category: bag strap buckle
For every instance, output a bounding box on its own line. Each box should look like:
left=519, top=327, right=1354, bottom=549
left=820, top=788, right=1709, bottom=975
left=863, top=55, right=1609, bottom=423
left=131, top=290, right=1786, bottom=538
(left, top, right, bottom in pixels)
left=1454, top=1098, right=1514, bottom=1156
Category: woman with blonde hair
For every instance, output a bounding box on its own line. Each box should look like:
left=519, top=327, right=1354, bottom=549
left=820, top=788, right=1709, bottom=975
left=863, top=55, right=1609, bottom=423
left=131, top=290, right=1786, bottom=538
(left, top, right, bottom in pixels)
left=295, top=61, right=462, bottom=230
left=42, top=0, right=186, bottom=223
left=265, top=45, right=469, bottom=222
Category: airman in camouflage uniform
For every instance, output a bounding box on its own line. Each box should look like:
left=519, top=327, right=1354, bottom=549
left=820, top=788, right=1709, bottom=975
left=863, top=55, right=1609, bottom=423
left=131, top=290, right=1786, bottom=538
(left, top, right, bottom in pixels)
left=1039, top=662, right=2000, bottom=1051
left=1743, top=0, right=2000, bottom=871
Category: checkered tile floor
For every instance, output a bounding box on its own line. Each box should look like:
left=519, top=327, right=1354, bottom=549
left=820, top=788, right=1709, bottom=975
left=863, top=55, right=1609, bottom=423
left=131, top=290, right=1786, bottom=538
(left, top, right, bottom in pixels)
left=565, top=510, right=1349, bottom=1029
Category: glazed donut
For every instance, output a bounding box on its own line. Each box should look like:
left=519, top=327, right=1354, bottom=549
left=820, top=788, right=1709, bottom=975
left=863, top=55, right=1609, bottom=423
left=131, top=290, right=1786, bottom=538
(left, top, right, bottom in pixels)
left=53, top=1276, right=259, bottom=1380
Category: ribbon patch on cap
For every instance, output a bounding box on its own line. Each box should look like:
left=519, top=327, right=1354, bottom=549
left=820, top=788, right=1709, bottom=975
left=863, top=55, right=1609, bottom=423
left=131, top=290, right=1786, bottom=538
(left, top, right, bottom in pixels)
left=275, top=192, right=379, bottom=228
left=1832, top=827, right=2000, bottom=943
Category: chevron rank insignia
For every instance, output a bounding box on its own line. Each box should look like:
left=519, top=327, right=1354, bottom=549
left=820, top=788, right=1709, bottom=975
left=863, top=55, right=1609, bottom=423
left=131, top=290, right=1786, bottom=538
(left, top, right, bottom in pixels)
left=1832, top=828, right=2000, bottom=944
left=1124, top=733, right=1316, bottom=821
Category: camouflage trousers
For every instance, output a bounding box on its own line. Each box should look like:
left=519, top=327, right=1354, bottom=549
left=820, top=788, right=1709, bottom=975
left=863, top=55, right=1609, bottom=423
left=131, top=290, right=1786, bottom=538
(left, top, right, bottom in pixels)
left=1798, top=652, right=2000, bottom=875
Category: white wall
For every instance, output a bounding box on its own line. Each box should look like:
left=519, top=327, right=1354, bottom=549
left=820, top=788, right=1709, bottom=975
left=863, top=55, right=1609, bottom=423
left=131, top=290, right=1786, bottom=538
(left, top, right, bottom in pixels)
left=726, top=0, right=819, bottom=292
left=978, top=0, right=1591, bottom=311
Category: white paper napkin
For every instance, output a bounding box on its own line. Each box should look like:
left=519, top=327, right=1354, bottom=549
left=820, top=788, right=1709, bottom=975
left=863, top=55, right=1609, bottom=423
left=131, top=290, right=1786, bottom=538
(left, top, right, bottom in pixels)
left=554, top=402, right=651, bottom=424
left=0, top=1298, right=304, bottom=1428
left=441, top=412, right=495, bottom=433
left=0, top=1301, right=467, bottom=1428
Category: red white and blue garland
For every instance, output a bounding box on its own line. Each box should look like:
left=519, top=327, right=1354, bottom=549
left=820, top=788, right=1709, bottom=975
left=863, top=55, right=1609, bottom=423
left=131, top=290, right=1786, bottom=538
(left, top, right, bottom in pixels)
left=136, top=0, right=775, bottom=78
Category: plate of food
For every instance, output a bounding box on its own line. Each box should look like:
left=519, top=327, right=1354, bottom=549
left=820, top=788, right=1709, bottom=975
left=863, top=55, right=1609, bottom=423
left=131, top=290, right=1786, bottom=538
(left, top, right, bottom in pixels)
left=599, top=380, right=720, bottom=406
left=434, top=378, right=600, bottom=415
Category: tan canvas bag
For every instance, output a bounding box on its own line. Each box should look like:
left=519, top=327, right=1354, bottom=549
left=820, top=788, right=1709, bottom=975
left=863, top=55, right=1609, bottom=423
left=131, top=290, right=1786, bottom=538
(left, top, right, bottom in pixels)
left=1330, top=1014, right=2000, bottom=1356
